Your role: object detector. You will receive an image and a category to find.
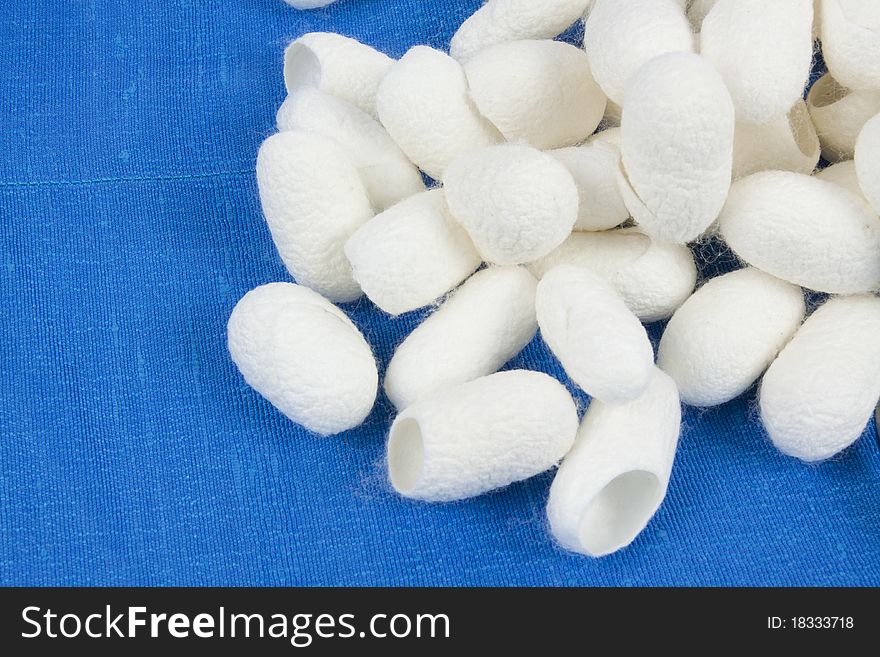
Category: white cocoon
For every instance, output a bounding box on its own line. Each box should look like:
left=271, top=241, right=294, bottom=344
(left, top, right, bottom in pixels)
left=618, top=52, right=735, bottom=244
left=855, top=112, right=880, bottom=214
left=443, top=143, right=579, bottom=264
left=547, top=368, right=681, bottom=557
left=450, top=0, right=591, bottom=62
left=284, top=32, right=393, bottom=118
left=657, top=268, right=805, bottom=407
left=583, top=0, right=694, bottom=105
left=376, top=46, right=501, bottom=180
left=807, top=74, right=880, bottom=162
left=529, top=229, right=697, bottom=322
left=384, top=266, right=538, bottom=410
left=536, top=266, right=654, bottom=403
left=760, top=295, right=880, bottom=462
left=227, top=283, right=378, bottom=436
left=344, top=190, right=481, bottom=316
left=731, top=101, right=820, bottom=179
left=256, top=131, right=373, bottom=302
left=815, top=160, right=866, bottom=199
left=821, top=0, right=880, bottom=91
left=718, top=171, right=880, bottom=293
left=463, top=40, right=606, bottom=150
left=276, top=89, right=425, bottom=210
left=387, top=370, right=578, bottom=502
left=700, top=0, right=814, bottom=124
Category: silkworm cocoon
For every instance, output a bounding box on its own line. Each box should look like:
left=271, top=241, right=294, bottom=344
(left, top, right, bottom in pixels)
left=731, top=101, right=820, bottom=179
left=536, top=266, right=654, bottom=403
left=256, top=131, right=373, bottom=302
left=450, top=0, right=591, bottom=62
left=618, top=52, right=735, bottom=244
left=821, top=0, right=880, bottom=91
left=657, top=268, right=805, bottom=407
left=443, top=144, right=578, bottom=264
left=718, top=171, right=880, bottom=294
left=276, top=89, right=425, bottom=210
left=529, top=229, right=697, bottom=322
left=815, top=160, right=866, bottom=199
left=583, top=0, right=694, bottom=105
left=760, top=295, right=880, bottom=462
left=344, top=190, right=481, bottom=316
left=388, top=371, right=578, bottom=502
left=462, top=40, right=606, bottom=150
left=547, top=368, right=680, bottom=557
left=227, top=283, right=378, bottom=436
left=284, top=33, right=393, bottom=118
left=384, top=266, right=537, bottom=410
left=700, top=0, right=814, bottom=125
left=376, top=46, right=501, bottom=180
left=855, top=113, right=880, bottom=214
left=807, top=74, right=880, bottom=162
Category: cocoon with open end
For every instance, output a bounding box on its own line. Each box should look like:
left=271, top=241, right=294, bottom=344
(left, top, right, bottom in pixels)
left=618, top=52, right=735, bottom=244
left=732, top=101, right=820, bottom=179
left=855, top=112, right=880, bottom=214
left=450, top=0, right=591, bottom=62
left=547, top=368, right=680, bottom=557
left=529, top=229, right=696, bottom=322
left=583, top=0, right=694, bottom=105
left=344, top=190, right=481, bottom=316
left=657, top=268, right=805, bottom=407
left=815, top=160, right=866, bottom=199
left=536, top=266, right=654, bottom=403
left=821, top=0, right=880, bottom=91
left=387, top=370, right=578, bottom=502
left=463, top=40, right=606, bottom=150
left=227, top=283, right=378, bottom=436
left=718, top=170, right=880, bottom=294
left=443, top=143, right=579, bottom=264
left=276, top=89, right=425, bottom=210
left=760, top=295, right=880, bottom=462
left=284, top=32, right=393, bottom=118
left=384, top=266, right=538, bottom=410
left=256, top=131, right=373, bottom=302
left=700, top=0, right=813, bottom=125
left=376, top=46, right=502, bottom=180
left=807, top=74, right=880, bottom=162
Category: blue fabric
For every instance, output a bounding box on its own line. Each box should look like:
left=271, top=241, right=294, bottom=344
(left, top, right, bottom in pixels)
left=1, top=0, right=878, bottom=587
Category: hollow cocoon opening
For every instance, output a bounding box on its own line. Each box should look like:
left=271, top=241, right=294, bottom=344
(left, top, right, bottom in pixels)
left=529, top=228, right=696, bottom=322
left=821, top=0, right=880, bottom=91
left=855, top=112, right=880, bottom=214
left=583, top=0, right=694, bottom=105
left=815, top=160, right=865, bottom=199
left=227, top=283, right=378, bottom=436
left=276, top=89, right=425, bottom=211
left=463, top=40, right=606, bottom=150
left=718, top=170, right=880, bottom=293
left=443, top=143, right=579, bottom=264
left=283, top=32, right=393, bottom=118
left=547, top=368, right=680, bottom=557
left=376, top=46, right=502, bottom=180
left=537, top=266, right=654, bottom=403
left=658, top=268, right=805, bottom=407
left=732, top=101, right=820, bottom=179
left=388, top=370, right=578, bottom=502
left=450, top=0, right=591, bottom=61
left=618, top=52, right=734, bottom=244
left=256, top=131, right=373, bottom=302
left=760, top=295, right=880, bottom=462
left=807, top=74, right=880, bottom=162
left=344, top=190, right=481, bottom=316
left=384, top=266, right=538, bottom=410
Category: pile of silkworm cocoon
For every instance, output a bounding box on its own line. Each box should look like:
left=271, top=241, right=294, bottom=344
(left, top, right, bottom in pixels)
left=230, top=0, right=880, bottom=557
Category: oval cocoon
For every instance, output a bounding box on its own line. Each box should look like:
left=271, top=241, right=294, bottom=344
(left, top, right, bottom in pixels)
left=388, top=370, right=578, bottom=502
left=227, top=283, right=378, bottom=436
left=731, top=101, right=820, bottom=179
left=657, top=268, right=805, bottom=407
left=821, top=0, right=880, bottom=91
left=718, top=171, right=880, bottom=293
left=807, top=74, right=880, bottom=162
left=443, top=143, right=579, bottom=264
left=760, top=295, right=880, bottom=462
left=855, top=112, right=880, bottom=214
left=344, top=190, right=481, bottom=316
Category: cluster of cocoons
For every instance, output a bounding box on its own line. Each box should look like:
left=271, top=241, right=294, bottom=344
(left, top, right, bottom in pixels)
left=233, top=0, right=880, bottom=557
